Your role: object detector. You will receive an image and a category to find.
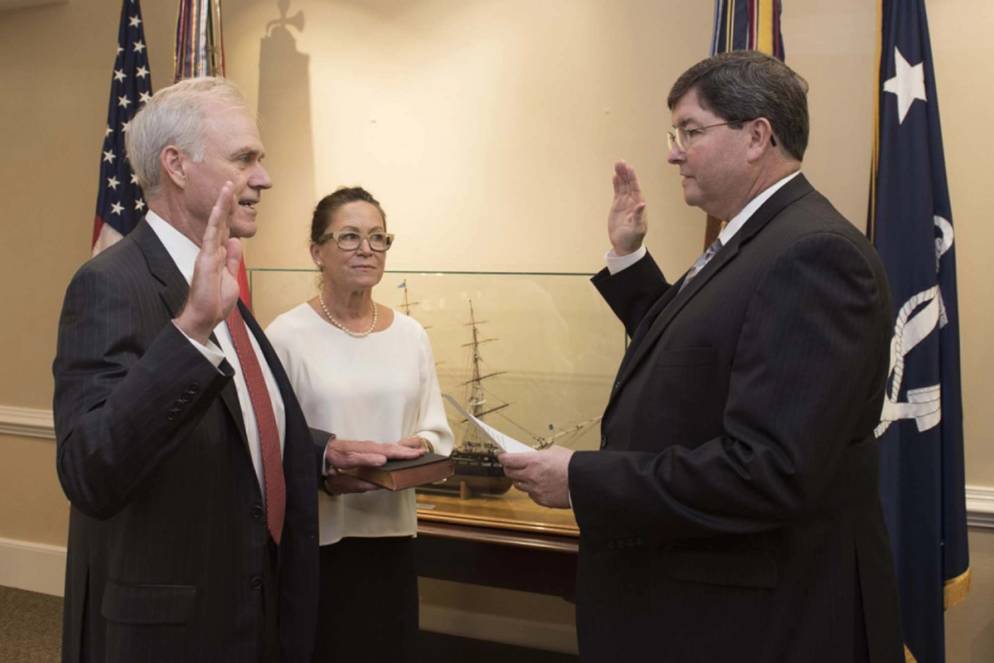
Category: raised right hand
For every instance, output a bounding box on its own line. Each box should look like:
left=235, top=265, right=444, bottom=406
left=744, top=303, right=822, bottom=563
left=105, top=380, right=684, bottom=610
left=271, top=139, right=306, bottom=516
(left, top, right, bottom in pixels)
left=174, top=181, right=243, bottom=344
left=607, top=161, right=648, bottom=255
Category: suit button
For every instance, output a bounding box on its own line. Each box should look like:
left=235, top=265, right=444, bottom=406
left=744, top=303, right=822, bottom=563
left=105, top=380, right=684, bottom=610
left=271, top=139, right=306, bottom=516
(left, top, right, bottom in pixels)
left=185, top=384, right=200, bottom=396
left=250, top=504, right=263, bottom=520
left=600, top=434, right=607, bottom=449
left=250, top=576, right=263, bottom=591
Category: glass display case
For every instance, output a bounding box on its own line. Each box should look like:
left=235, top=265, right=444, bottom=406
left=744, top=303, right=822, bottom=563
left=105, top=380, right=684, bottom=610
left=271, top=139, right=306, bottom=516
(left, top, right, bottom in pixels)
left=250, top=268, right=625, bottom=549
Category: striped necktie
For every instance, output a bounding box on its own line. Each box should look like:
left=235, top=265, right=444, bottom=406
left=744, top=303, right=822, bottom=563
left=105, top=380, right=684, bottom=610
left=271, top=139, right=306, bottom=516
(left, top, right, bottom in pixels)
left=679, top=237, right=724, bottom=293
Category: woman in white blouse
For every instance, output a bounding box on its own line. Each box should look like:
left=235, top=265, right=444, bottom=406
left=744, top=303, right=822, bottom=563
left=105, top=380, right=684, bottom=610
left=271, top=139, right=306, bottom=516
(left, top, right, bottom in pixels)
left=266, top=187, right=453, bottom=662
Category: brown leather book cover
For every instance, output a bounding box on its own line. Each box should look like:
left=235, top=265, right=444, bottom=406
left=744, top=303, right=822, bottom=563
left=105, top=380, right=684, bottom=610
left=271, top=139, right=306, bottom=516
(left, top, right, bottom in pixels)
left=344, top=453, right=454, bottom=491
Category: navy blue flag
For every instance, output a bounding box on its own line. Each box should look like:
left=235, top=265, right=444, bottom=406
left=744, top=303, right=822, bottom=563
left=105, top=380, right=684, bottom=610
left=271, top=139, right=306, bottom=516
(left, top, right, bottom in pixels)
left=869, top=1, right=970, bottom=661
left=92, top=0, right=153, bottom=254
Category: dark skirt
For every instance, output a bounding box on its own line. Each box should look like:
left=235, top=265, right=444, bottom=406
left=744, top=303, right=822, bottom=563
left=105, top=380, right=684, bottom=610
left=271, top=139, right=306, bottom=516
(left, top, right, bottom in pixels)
left=312, top=536, right=419, bottom=663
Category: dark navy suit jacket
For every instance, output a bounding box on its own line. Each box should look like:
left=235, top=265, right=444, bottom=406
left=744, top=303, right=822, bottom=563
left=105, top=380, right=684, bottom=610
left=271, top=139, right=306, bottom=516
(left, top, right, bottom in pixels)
left=570, top=175, right=904, bottom=663
left=54, top=220, right=320, bottom=662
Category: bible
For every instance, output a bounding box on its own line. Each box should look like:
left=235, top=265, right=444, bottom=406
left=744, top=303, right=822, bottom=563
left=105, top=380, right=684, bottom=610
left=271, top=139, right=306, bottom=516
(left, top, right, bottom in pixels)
left=344, top=453, right=454, bottom=491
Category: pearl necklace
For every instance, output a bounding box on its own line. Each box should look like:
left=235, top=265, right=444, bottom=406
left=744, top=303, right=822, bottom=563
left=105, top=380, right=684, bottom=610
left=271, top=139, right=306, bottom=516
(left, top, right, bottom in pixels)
left=319, top=294, right=378, bottom=337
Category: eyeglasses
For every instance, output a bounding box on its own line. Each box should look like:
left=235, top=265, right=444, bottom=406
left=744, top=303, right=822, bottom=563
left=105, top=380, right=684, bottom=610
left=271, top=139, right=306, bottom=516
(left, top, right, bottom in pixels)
left=667, top=121, right=738, bottom=152
left=317, top=230, right=395, bottom=252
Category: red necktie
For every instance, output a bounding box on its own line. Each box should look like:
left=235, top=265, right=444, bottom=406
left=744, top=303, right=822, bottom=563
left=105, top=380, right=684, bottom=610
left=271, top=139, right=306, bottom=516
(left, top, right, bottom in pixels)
left=226, top=305, right=286, bottom=544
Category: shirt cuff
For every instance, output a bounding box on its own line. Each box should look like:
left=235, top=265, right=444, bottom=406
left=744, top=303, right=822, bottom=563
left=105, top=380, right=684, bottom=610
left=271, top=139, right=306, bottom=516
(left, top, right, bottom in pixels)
left=605, top=245, right=647, bottom=274
left=416, top=431, right=440, bottom=454
left=322, top=434, right=338, bottom=476
left=173, top=320, right=225, bottom=368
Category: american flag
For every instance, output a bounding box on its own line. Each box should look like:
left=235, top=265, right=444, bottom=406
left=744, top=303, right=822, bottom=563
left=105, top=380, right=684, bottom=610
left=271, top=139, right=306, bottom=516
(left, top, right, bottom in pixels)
left=91, top=0, right=152, bottom=254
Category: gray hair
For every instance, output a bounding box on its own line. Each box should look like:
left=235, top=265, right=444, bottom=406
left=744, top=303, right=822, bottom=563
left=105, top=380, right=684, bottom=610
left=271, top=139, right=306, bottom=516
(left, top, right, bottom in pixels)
left=125, top=77, right=249, bottom=196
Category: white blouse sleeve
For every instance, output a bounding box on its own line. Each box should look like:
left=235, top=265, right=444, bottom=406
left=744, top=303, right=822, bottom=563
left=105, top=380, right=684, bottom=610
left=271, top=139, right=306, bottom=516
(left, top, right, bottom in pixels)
left=413, top=326, right=454, bottom=456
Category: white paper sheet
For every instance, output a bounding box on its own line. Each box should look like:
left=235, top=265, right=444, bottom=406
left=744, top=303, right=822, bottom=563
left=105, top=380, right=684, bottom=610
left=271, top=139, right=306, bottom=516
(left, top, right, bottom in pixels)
left=442, top=394, right=537, bottom=454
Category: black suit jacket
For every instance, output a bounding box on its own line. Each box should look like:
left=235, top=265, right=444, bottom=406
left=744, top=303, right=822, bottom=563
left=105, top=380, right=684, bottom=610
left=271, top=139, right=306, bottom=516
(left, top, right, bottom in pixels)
left=53, top=220, right=320, bottom=662
left=570, top=175, right=904, bottom=663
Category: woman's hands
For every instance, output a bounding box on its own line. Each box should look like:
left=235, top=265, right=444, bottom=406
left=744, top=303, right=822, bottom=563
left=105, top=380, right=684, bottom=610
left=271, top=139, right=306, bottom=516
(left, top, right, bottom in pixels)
left=321, top=437, right=426, bottom=495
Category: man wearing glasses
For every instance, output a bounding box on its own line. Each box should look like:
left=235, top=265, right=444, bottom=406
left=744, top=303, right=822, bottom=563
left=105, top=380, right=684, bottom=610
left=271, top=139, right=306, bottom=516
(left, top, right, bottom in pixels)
left=502, top=51, right=903, bottom=663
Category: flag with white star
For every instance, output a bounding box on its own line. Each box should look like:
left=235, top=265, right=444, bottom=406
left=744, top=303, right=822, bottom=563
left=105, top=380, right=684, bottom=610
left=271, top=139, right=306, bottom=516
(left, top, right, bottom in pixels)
left=92, top=0, right=152, bottom=254
left=869, top=2, right=970, bottom=661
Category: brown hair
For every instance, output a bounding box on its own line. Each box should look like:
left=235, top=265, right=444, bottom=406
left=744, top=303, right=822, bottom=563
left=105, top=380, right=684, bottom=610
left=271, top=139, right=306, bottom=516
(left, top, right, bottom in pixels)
left=668, top=51, right=809, bottom=161
left=310, top=186, right=387, bottom=243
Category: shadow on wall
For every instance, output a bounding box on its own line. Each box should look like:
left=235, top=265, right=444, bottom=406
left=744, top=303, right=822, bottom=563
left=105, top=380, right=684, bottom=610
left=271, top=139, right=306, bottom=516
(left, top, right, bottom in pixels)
left=257, top=0, right=315, bottom=265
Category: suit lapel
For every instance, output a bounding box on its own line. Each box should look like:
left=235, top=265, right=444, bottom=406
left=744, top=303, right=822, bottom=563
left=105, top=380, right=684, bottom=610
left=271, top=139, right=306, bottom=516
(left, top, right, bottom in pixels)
left=133, top=219, right=249, bottom=447
left=609, top=174, right=815, bottom=404
left=612, top=240, right=741, bottom=392
left=133, top=220, right=188, bottom=318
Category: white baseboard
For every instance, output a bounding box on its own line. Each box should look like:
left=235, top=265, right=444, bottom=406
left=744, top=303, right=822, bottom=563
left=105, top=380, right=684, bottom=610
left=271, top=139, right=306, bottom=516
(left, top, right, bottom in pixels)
left=420, top=604, right=577, bottom=654
left=0, top=404, right=54, bottom=440
left=0, top=537, right=66, bottom=597
left=966, top=485, right=994, bottom=529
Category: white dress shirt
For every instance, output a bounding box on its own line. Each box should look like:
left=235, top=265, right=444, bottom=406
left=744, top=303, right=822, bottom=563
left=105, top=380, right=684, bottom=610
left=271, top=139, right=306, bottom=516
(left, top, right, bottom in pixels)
left=145, top=210, right=286, bottom=495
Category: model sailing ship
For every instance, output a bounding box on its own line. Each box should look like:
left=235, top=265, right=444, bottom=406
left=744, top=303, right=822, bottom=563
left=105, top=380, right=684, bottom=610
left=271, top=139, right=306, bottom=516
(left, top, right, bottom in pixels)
left=446, top=299, right=514, bottom=495
left=399, top=281, right=600, bottom=498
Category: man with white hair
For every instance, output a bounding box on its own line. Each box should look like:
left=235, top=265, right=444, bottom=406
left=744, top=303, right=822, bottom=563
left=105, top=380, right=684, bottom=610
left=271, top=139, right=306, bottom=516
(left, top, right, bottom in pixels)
left=53, top=77, right=419, bottom=662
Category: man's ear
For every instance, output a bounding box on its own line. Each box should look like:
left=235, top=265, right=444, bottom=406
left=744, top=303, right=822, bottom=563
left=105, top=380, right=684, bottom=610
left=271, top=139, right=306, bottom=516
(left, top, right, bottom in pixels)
left=746, top=118, right=777, bottom=160
left=160, top=145, right=186, bottom=189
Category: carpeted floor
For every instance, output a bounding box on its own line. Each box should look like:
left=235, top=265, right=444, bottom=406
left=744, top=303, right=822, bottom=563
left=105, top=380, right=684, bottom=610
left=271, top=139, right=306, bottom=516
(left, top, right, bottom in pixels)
left=0, top=585, right=62, bottom=662
left=0, top=585, right=576, bottom=662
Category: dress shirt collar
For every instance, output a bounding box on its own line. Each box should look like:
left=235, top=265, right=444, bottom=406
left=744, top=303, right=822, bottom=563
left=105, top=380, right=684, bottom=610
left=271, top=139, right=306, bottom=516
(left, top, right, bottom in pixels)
left=718, top=170, right=801, bottom=247
left=145, top=209, right=200, bottom=285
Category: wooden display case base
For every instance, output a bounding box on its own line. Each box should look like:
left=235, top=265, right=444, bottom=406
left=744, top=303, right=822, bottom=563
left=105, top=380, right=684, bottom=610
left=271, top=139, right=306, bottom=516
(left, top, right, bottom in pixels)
left=415, top=487, right=579, bottom=599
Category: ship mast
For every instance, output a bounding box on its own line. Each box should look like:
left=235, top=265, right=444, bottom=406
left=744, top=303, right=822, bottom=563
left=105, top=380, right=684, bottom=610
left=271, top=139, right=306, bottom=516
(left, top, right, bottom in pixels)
left=398, top=279, right=429, bottom=329
left=464, top=300, right=509, bottom=420
left=399, top=280, right=412, bottom=316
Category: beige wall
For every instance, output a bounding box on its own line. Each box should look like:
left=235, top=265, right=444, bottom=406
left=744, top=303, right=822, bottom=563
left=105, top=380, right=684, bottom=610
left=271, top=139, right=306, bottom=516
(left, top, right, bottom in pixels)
left=2, top=0, right=990, bottom=476
left=1, top=0, right=991, bottom=657
left=947, top=528, right=994, bottom=663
